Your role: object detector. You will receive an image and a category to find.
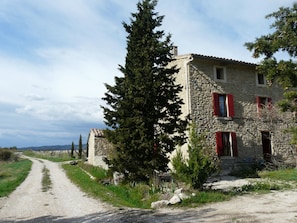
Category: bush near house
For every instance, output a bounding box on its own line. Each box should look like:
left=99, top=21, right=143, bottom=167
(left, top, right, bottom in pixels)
left=172, top=124, right=218, bottom=189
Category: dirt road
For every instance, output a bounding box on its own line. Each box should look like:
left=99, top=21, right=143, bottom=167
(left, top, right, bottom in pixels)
left=1, top=157, right=297, bottom=222
left=0, top=157, right=114, bottom=222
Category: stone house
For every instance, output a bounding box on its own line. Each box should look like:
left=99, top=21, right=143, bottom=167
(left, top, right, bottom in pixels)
left=170, top=52, right=295, bottom=171
left=87, top=128, right=111, bottom=169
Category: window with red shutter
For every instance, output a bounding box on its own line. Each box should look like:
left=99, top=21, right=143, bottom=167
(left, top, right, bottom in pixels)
left=267, top=97, right=272, bottom=110
left=227, top=94, right=234, bottom=117
left=212, top=93, right=234, bottom=118
left=256, top=96, right=261, bottom=111
left=212, top=93, right=219, bottom=116
left=231, top=132, right=238, bottom=157
left=216, top=131, right=238, bottom=157
left=215, top=132, right=223, bottom=156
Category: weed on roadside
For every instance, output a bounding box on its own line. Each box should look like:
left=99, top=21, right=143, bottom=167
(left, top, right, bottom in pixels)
left=41, top=166, right=52, bottom=192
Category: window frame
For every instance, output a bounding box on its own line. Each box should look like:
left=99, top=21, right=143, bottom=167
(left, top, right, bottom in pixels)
left=256, top=96, right=272, bottom=113
left=216, top=132, right=238, bottom=157
left=212, top=93, right=234, bottom=119
left=256, top=72, right=266, bottom=86
left=214, top=66, right=227, bottom=82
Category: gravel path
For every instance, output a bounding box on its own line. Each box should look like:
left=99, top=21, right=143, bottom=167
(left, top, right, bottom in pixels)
left=0, top=157, right=114, bottom=222
left=2, top=158, right=297, bottom=222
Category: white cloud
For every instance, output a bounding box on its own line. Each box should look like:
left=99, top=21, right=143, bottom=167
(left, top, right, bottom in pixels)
left=0, top=0, right=295, bottom=147
left=158, top=0, right=293, bottom=62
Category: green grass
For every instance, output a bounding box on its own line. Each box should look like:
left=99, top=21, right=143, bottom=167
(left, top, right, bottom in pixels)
left=78, top=162, right=108, bottom=180
left=259, top=168, right=297, bottom=182
left=62, top=163, right=158, bottom=209
left=179, top=191, right=232, bottom=207
left=23, top=150, right=74, bottom=162
left=41, top=166, right=52, bottom=192
left=0, top=159, right=32, bottom=197
left=63, top=162, right=297, bottom=209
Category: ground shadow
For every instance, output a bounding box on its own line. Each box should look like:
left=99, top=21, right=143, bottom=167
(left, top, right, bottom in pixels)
left=0, top=207, right=258, bottom=223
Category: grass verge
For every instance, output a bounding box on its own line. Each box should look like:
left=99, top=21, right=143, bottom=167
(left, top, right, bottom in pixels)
left=259, top=168, right=297, bottom=182
left=62, top=162, right=159, bottom=209
left=23, top=150, right=74, bottom=162
left=41, top=166, right=52, bottom=192
left=0, top=159, right=32, bottom=197
left=63, top=161, right=297, bottom=209
left=178, top=191, right=232, bottom=207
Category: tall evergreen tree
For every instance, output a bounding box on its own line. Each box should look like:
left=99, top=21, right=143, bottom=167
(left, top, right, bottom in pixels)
left=71, top=141, right=74, bottom=158
left=78, top=135, right=82, bottom=159
left=102, top=0, right=187, bottom=182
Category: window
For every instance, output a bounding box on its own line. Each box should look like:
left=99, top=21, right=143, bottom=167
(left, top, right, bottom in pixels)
left=216, top=132, right=238, bottom=157
left=256, top=73, right=266, bottom=86
left=214, top=66, right=226, bottom=82
left=212, top=93, right=234, bottom=118
left=256, top=96, right=272, bottom=112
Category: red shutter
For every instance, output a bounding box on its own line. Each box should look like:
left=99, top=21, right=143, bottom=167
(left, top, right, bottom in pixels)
left=231, top=132, right=238, bottom=157
left=256, top=96, right=261, bottom=110
left=216, top=132, right=223, bottom=156
left=256, top=96, right=261, bottom=114
left=268, top=97, right=272, bottom=110
left=227, top=94, right=234, bottom=117
left=212, top=93, right=219, bottom=116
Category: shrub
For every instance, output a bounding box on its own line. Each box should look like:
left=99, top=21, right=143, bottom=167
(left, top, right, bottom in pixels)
left=171, top=148, right=188, bottom=183
left=172, top=124, right=218, bottom=189
left=0, top=149, right=13, bottom=161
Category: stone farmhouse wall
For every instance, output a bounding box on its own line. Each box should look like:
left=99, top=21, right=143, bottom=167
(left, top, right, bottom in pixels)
left=87, top=129, right=112, bottom=169
left=171, top=54, right=295, bottom=171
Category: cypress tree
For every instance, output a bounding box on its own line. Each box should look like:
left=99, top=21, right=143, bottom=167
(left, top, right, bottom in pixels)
left=71, top=141, right=74, bottom=158
left=102, top=0, right=187, bottom=182
left=78, top=135, right=82, bottom=159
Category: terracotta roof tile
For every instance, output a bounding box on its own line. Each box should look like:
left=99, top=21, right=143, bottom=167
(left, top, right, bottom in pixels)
left=192, top=54, right=257, bottom=66
left=91, top=128, right=104, bottom=137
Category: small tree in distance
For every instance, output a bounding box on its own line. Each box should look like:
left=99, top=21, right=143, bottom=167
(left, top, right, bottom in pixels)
left=71, top=141, right=75, bottom=158
left=78, top=135, right=82, bottom=159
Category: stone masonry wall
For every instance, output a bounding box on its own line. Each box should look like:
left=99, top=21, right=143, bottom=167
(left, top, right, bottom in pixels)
left=190, top=58, right=294, bottom=163
left=172, top=55, right=295, bottom=169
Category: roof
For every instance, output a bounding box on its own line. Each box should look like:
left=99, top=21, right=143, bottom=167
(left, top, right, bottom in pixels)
left=192, top=54, right=256, bottom=66
left=90, top=128, right=104, bottom=137
left=176, top=53, right=257, bottom=67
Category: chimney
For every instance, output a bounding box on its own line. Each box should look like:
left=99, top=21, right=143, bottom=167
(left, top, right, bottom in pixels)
left=171, top=46, right=178, bottom=56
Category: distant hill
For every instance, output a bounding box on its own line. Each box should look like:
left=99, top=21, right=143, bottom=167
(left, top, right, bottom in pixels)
left=19, top=144, right=87, bottom=151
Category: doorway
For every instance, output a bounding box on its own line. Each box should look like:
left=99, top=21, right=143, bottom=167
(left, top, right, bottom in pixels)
left=261, top=131, right=272, bottom=161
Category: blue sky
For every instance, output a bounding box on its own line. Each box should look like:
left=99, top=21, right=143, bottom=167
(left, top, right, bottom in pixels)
left=0, top=0, right=293, bottom=148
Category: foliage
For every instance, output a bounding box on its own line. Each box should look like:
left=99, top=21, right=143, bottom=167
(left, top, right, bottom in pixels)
left=78, top=162, right=109, bottom=180
left=245, top=3, right=297, bottom=142
left=171, top=148, right=188, bottom=183
left=259, top=168, right=297, bottom=181
left=78, top=135, right=82, bottom=159
left=178, top=191, right=232, bottom=207
left=239, top=180, right=290, bottom=192
left=0, top=149, right=13, bottom=161
left=41, top=166, right=52, bottom=192
left=71, top=141, right=75, bottom=158
left=62, top=162, right=158, bottom=208
left=172, top=124, right=217, bottom=189
left=0, top=159, right=32, bottom=197
left=63, top=162, right=297, bottom=208
left=101, top=0, right=187, bottom=182
left=23, top=150, right=74, bottom=162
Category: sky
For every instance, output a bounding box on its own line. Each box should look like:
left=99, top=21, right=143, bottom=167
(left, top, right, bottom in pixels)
left=0, top=0, right=294, bottom=148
